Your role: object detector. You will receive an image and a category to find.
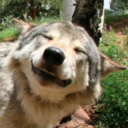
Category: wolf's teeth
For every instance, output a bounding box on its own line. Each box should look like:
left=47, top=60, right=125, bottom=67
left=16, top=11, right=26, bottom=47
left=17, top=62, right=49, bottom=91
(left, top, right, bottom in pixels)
left=39, top=68, right=56, bottom=77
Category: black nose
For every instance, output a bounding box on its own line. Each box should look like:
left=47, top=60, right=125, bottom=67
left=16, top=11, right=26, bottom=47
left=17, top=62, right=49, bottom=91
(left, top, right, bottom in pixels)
left=43, top=47, right=65, bottom=65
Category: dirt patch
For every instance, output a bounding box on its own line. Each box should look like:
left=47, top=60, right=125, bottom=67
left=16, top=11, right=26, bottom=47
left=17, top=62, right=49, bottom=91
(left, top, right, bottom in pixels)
left=104, top=17, right=128, bottom=49
left=0, top=36, right=17, bottom=42
left=111, top=17, right=128, bottom=33
left=111, top=17, right=128, bottom=48
left=114, top=34, right=126, bottom=48
left=55, top=106, right=99, bottom=128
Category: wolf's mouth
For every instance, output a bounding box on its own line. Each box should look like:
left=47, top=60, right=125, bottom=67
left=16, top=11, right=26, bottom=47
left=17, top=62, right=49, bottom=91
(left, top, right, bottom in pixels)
left=31, top=61, right=72, bottom=87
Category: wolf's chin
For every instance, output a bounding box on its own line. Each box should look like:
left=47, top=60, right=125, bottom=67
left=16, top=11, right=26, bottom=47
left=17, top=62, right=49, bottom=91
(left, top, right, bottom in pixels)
left=31, top=61, right=72, bottom=87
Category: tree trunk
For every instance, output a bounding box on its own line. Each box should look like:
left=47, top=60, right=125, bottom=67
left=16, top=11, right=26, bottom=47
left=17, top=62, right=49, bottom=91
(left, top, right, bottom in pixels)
left=36, top=2, right=41, bottom=17
left=72, top=0, right=104, bottom=46
left=29, top=0, right=35, bottom=19
left=62, top=0, right=76, bottom=21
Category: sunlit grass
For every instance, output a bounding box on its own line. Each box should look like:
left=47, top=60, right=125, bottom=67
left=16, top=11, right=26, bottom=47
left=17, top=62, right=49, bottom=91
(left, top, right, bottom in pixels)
left=31, top=17, right=61, bottom=24
left=0, top=18, right=61, bottom=41
left=96, top=29, right=128, bottom=128
left=0, top=27, right=19, bottom=41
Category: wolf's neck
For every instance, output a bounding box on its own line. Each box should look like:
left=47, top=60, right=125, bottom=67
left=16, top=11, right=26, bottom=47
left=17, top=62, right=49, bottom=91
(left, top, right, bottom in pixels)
left=12, top=71, right=62, bottom=127
left=0, top=85, right=37, bottom=128
left=12, top=70, right=79, bottom=127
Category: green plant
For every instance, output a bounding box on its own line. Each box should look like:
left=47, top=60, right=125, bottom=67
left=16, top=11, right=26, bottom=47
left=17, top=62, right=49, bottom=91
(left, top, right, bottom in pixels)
left=97, top=30, right=128, bottom=128
left=122, top=26, right=128, bottom=47
left=101, top=29, right=117, bottom=46
left=0, top=16, right=14, bottom=30
left=104, top=9, right=128, bottom=25
left=0, top=27, right=19, bottom=41
left=0, top=17, right=61, bottom=41
left=97, top=70, right=128, bottom=128
left=100, top=29, right=128, bottom=65
left=31, top=17, right=61, bottom=24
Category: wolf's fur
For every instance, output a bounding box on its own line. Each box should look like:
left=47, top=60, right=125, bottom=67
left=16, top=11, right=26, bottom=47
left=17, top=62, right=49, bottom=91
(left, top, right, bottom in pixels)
left=0, top=19, right=127, bottom=128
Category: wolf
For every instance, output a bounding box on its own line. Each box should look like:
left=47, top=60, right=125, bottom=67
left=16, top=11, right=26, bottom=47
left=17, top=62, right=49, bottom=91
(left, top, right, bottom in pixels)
left=0, top=19, right=127, bottom=128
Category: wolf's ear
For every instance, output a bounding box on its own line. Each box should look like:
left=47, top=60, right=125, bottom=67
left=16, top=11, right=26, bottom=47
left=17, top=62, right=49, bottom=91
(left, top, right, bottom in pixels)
left=101, top=54, right=127, bottom=80
left=12, top=18, right=37, bottom=34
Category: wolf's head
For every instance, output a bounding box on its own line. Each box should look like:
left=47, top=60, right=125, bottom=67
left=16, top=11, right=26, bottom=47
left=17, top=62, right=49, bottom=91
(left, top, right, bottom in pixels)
left=9, top=19, right=127, bottom=104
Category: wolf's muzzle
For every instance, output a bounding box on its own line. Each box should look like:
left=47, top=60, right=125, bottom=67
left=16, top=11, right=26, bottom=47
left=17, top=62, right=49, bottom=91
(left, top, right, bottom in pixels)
left=43, top=46, right=65, bottom=65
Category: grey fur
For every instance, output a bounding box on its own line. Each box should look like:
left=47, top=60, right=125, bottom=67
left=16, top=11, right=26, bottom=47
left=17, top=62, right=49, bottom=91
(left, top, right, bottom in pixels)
left=0, top=21, right=126, bottom=128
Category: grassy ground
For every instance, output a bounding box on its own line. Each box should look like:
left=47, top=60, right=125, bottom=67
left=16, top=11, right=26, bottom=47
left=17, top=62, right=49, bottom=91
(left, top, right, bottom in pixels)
left=96, top=26, right=128, bottom=128
left=0, top=27, right=19, bottom=41
left=0, top=18, right=61, bottom=42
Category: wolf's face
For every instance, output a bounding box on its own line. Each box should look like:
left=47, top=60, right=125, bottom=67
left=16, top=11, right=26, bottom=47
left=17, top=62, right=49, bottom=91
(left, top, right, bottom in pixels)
left=9, top=19, right=126, bottom=103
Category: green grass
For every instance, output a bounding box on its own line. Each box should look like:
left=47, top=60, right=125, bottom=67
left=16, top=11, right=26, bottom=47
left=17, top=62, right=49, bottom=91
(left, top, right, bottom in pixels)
left=96, top=70, right=128, bottom=128
left=31, top=17, right=61, bottom=24
left=0, top=27, right=19, bottom=41
left=96, top=30, right=128, bottom=128
left=122, top=26, right=128, bottom=47
left=100, top=30, right=128, bottom=66
left=0, top=18, right=61, bottom=41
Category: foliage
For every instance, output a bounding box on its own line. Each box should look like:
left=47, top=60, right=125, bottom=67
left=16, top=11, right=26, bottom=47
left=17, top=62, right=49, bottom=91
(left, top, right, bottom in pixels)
left=0, top=27, right=19, bottom=41
left=110, top=0, right=128, bottom=14
left=31, top=17, right=61, bottom=24
left=105, top=9, right=119, bottom=25
left=0, top=17, right=60, bottom=41
left=97, top=30, right=128, bottom=128
left=97, top=70, right=128, bottom=128
left=101, top=28, right=117, bottom=46
left=0, top=0, right=62, bottom=23
left=0, top=17, right=14, bottom=31
left=39, top=0, right=62, bottom=9
left=122, top=26, right=128, bottom=47
left=0, top=0, right=62, bottom=31
left=104, top=9, right=128, bottom=25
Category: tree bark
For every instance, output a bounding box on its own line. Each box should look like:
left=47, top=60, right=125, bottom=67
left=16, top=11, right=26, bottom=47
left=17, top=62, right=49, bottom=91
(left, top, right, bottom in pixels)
left=29, top=0, right=35, bottom=19
left=35, top=2, right=42, bottom=17
left=72, top=0, right=104, bottom=46
left=62, top=0, right=76, bottom=21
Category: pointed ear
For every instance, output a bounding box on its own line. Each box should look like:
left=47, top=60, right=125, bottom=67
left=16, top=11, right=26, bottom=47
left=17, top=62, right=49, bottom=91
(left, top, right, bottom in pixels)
left=101, top=54, right=127, bottom=80
left=12, top=18, right=37, bottom=34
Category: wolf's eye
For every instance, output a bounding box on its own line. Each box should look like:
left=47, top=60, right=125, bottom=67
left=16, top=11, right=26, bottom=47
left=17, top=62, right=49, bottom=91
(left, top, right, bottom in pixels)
left=41, top=33, right=53, bottom=40
left=74, top=48, right=88, bottom=56
left=75, top=48, right=85, bottom=53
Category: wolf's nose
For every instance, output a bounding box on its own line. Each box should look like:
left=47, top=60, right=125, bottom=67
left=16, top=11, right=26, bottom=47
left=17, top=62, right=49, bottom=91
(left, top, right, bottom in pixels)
left=43, top=47, right=65, bottom=65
